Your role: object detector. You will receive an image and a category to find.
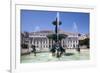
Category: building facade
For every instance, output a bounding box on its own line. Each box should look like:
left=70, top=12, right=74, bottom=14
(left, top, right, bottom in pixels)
left=21, top=30, right=79, bottom=52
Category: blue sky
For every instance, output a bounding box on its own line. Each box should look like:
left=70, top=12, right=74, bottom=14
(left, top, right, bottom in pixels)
left=21, top=10, right=89, bottom=34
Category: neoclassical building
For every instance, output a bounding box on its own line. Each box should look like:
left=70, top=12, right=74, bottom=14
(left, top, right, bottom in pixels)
left=21, top=30, right=79, bottom=52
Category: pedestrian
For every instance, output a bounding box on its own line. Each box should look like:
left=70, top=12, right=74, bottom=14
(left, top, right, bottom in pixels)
left=32, top=45, right=36, bottom=56
left=77, top=45, right=80, bottom=53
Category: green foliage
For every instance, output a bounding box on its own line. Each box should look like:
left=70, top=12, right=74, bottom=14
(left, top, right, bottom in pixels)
left=79, top=38, right=89, bottom=48
left=21, top=44, right=28, bottom=49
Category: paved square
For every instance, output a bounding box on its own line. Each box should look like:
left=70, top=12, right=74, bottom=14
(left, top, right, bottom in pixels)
left=21, top=49, right=89, bottom=63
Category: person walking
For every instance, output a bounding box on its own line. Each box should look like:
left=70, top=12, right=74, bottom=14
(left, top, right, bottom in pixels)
left=32, top=45, right=36, bottom=56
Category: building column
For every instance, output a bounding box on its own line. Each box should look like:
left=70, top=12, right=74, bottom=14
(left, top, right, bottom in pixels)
left=47, top=38, right=49, bottom=48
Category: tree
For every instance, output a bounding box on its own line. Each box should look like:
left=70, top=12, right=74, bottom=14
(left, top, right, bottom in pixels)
left=79, top=38, right=89, bottom=48
left=21, top=32, right=30, bottom=49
